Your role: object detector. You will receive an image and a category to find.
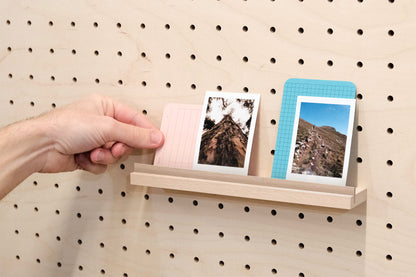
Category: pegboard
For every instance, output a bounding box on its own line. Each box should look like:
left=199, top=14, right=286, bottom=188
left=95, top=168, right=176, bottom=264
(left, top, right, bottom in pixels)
left=0, top=0, right=415, bottom=276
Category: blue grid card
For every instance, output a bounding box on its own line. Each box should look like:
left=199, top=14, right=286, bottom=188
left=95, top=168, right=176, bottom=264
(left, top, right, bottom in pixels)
left=271, top=78, right=356, bottom=179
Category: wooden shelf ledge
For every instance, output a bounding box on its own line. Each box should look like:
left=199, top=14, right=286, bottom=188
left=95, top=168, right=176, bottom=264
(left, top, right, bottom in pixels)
left=130, top=164, right=367, bottom=210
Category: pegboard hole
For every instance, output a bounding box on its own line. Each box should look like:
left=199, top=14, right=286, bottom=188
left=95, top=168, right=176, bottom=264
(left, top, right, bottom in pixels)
left=190, top=54, right=196, bottom=60
left=245, top=264, right=251, bottom=270
left=243, top=87, right=249, bottom=93
left=9, top=100, right=14, bottom=105
left=49, top=48, right=54, bottom=54
left=56, top=236, right=61, bottom=241
left=76, top=186, right=80, bottom=191
left=271, top=149, right=275, bottom=155
left=298, top=213, right=304, bottom=219
left=78, top=265, right=83, bottom=271
left=190, top=24, right=195, bottom=30
left=388, top=63, right=394, bottom=69
left=244, top=206, right=250, bottom=212
left=36, top=258, right=41, bottom=263
left=122, top=218, right=127, bottom=224
left=166, top=82, right=171, bottom=88
left=357, top=61, right=363, bottom=68
left=30, top=101, right=35, bottom=107
left=219, top=232, right=224, bottom=238
left=8, top=73, right=13, bottom=79
left=98, top=188, right=103, bottom=194
left=216, top=55, right=222, bottom=61
left=15, top=229, right=19, bottom=235
left=51, top=76, right=55, bottom=81
left=141, top=52, right=146, bottom=58
left=386, top=191, right=393, bottom=198
left=327, top=216, right=333, bottom=223
left=242, top=25, right=248, bottom=32
left=7, top=46, right=11, bottom=52
left=191, top=84, right=196, bottom=90
left=387, top=128, right=393, bottom=134
left=144, top=194, right=149, bottom=200
left=327, top=60, right=333, bottom=66
left=27, top=20, right=32, bottom=26
left=271, top=209, right=277, bottom=216
left=123, top=274, right=128, bottom=277
left=169, top=225, right=174, bottom=231
left=270, top=26, right=276, bottom=33
left=165, top=24, right=170, bottom=30
left=387, top=95, right=394, bottom=102
left=387, top=160, right=393, bottom=166
left=146, top=249, right=151, bottom=255
left=242, top=56, right=248, bottom=62
left=48, top=21, right=53, bottom=26
left=54, top=183, right=59, bottom=188
left=34, top=207, right=38, bottom=212
left=14, top=204, right=18, bottom=209
left=270, top=57, right=276, bottom=64
left=169, top=253, right=175, bottom=259
left=217, top=85, right=222, bottom=91
left=386, top=254, right=392, bottom=261
left=271, top=239, right=277, bottom=245
left=299, top=273, right=305, bottom=277
left=100, top=242, right=105, bottom=248
left=218, top=203, right=224, bottom=209
left=140, top=23, right=145, bottom=29
left=93, top=22, right=98, bottom=28
left=356, top=93, right=363, bottom=100
left=122, top=246, right=127, bottom=251
left=57, top=262, right=62, bottom=267
left=16, top=255, right=20, bottom=260
left=120, top=163, right=125, bottom=169
left=118, top=51, right=123, bottom=57
left=95, top=78, right=100, bottom=84
left=356, top=219, right=363, bottom=226
left=356, top=157, right=363, bottom=163
left=244, top=235, right=250, bottom=241
left=72, top=49, right=76, bottom=55
left=141, top=81, right=147, bottom=87
left=94, top=50, right=99, bottom=56
left=386, top=223, right=393, bottom=229
left=76, top=212, right=82, bottom=218
left=144, top=221, right=150, bottom=228
left=357, top=29, right=363, bottom=35
left=327, top=28, right=334, bottom=34
left=168, top=197, right=173, bottom=203
left=194, top=257, right=200, bottom=262
left=29, top=74, right=34, bottom=80
left=193, top=200, right=198, bottom=206
left=71, top=21, right=76, bottom=27
left=357, top=125, right=363, bottom=132
left=327, top=246, right=333, bottom=253
left=28, top=48, right=33, bottom=53
left=55, top=210, right=60, bottom=215
left=219, top=261, right=225, bottom=266
left=101, top=269, right=105, bottom=274
left=72, top=77, right=77, bottom=83
left=356, top=250, right=362, bottom=257
left=77, top=239, right=82, bottom=245
left=298, top=59, right=304, bottom=65
left=270, top=88, right=276, bottom=95
left=51, top=103, right=56, bottom=109
left=298, top=243, right=305, bottom=249
left=298, top=27, right=304, bottom=33
left=216, top=25, right=222, bottom=31
left=165, top=53, right=170, bottom=59
left=99, top=216, right=104, bottom=221
left=117, top=22, right=122, bottom=28
left=193, top=228, right=199, bottom=234
left=6, top=19, right=11, bottom=25
left=388, top=30, right=394, bottom=36
left=272, top=268, right=277, bottom=274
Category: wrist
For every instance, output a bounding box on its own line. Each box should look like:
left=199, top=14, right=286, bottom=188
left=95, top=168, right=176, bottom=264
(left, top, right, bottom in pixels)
left=0, top=117, right=53, bottom=198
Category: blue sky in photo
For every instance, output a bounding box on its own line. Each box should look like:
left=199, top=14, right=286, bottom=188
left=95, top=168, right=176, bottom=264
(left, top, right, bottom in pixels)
left=299, top=102, right=351, bottom=135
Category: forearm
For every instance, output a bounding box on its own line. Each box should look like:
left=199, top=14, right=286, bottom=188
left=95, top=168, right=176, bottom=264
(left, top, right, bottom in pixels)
left=0, top=118, right=52, bottom=199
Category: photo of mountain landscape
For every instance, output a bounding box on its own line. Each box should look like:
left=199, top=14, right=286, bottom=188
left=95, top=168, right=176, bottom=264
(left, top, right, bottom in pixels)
left=291, top=101, right=351, bottom=178
left=198, top=96, right=255, bottom=168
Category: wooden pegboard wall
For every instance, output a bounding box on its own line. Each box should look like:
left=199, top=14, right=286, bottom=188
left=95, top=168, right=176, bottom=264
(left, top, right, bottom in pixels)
left=0, top=0, right=415, bottom=276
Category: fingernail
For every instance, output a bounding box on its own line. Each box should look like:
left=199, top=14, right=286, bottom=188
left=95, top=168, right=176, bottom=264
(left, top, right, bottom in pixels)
left=151, top=130, right=163, bottom=145
left=95, top=150, right=104, bottom=162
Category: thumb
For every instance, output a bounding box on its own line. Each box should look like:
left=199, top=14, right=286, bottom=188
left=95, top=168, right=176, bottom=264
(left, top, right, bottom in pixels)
left=108, top=119, right=164, bottom=149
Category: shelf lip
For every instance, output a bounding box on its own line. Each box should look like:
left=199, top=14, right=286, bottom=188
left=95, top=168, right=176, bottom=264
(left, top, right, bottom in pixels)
left=130, top=164, right=367, bottom=210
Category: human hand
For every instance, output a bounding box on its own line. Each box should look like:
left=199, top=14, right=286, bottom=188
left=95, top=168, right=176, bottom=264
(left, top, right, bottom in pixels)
left=37, top=94, right=164, bottom=174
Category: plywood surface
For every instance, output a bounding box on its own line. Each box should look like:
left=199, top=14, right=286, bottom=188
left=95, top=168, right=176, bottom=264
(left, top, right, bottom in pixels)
left=0, top=0, right=415, bottom=276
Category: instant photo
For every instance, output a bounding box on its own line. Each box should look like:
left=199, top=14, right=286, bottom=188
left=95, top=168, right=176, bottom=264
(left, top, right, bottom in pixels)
left=286, top=96, right=355, bottom=186
left=193, top=91, right=260, bottom=175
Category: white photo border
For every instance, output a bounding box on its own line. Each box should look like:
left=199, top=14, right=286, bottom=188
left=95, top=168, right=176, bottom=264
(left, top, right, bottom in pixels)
left=286, top=96, right=356, bottom=186
left=193, top=91, right=260, bottom=175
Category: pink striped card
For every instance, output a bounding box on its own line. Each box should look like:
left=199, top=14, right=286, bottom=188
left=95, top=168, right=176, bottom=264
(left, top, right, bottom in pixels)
left=154, top=103, right=202, bottom=169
